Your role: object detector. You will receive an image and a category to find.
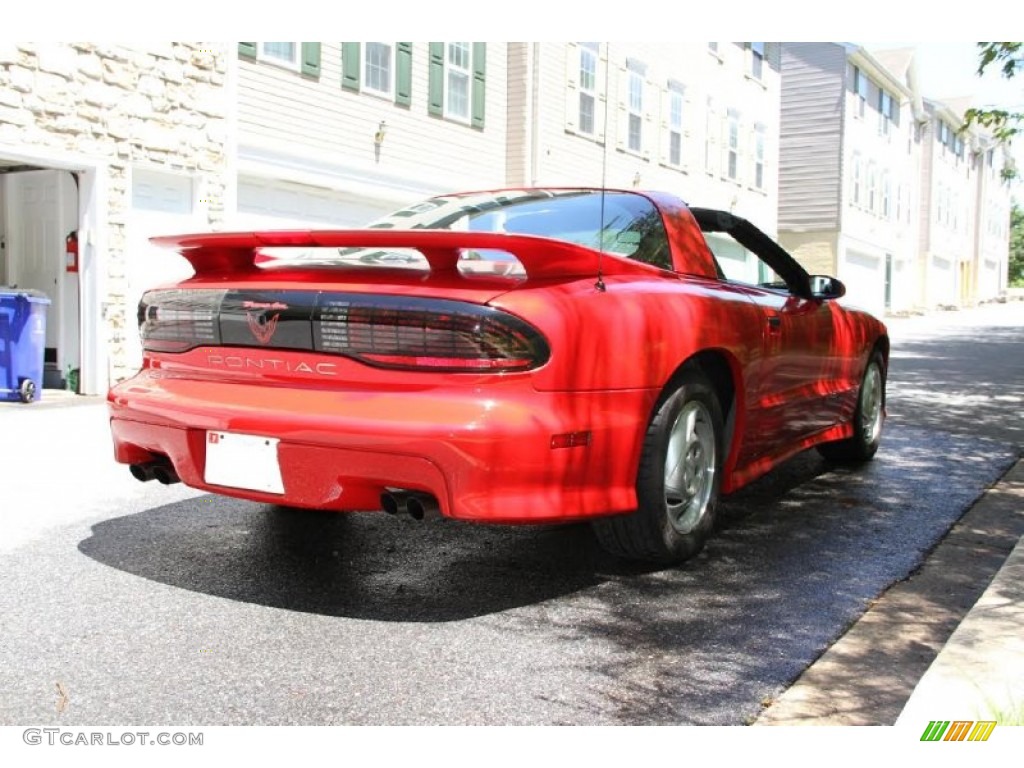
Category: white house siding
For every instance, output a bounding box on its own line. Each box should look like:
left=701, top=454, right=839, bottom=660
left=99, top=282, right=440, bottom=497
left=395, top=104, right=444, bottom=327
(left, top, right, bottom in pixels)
left=973, top=147, right=1012, bottom=301
left=509, top=42, right=780, bottom=235
left=920, top=101, right=975, bottom=308
left=234, top=43, right=509, bottom=227
left=839, top=52, right=919, bottom=314
left=0, top=42, right=229, bottom=389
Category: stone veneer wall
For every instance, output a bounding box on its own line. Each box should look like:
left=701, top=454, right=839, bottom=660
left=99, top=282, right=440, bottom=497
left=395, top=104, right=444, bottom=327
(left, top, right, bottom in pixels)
left=0, top=42, right=229, bottom=382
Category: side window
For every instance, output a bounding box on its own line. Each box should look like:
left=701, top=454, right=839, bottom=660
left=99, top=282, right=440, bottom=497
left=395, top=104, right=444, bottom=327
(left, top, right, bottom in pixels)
left=704, top=232, right=783, bottom=290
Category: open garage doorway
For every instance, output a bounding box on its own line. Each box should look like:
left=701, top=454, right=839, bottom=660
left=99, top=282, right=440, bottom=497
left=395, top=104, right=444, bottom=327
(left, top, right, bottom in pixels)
left=0, top=166, right=81, bottom=390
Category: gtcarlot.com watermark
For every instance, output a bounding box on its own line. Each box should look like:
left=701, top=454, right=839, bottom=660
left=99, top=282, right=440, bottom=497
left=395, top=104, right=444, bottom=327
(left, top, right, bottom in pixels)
left=23, top=728, right=203, bottom=747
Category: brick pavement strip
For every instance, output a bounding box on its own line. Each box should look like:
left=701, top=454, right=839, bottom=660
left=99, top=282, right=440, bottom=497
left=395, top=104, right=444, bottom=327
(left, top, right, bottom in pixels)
left=756, top=459, right=1024, bottom=726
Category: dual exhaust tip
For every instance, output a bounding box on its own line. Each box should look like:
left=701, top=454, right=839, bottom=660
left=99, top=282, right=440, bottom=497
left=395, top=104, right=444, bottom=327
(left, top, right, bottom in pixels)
left=130, top=463, right=437, bottom=519
left=380, top=490, right=440, bottom=521
left=129, top=459, right=180, bottom=485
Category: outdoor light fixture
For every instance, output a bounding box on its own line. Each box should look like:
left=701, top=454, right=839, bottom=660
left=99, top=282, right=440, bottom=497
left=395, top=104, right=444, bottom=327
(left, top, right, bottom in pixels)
left=375, top=120, right=387, bottom=147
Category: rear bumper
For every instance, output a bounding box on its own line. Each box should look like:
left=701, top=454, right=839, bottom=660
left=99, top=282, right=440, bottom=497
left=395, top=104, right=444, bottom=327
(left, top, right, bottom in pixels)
left=108, top=369, right=658, bottom=523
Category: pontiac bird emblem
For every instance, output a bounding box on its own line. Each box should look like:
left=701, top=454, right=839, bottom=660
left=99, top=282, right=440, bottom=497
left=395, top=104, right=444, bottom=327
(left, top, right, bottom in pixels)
left=247, top=311, right=280, bottom=345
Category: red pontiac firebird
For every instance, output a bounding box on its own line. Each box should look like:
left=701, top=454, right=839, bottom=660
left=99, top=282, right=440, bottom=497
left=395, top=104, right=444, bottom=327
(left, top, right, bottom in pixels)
left=108, top=189, right=887, bottom=564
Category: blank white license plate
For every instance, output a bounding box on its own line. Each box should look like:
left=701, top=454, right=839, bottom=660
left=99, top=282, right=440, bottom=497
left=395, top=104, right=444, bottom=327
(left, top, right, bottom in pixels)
left=204, top=431, right=284, bottom=494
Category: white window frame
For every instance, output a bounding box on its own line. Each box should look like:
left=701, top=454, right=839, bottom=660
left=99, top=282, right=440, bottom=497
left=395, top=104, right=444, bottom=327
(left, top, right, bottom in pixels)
left=578, top=43, right=599, bottom=137
left=750, top=42, right=765, bottom=81
left=867, top=162, right=877, bottom=212
left=881, top=171, right=891, bottom=219
left=258, top=42, right=300, bottom=71
left=878, top=90, right=892, bottom=137
left=852, top=153, right=862, bottom=206
left=753, top=124, right=766, bottom=190
left=362, top=42, right=394, bottom=98
left=704, top=98, right=717, bottom=176
left=725, top=111, right=740, bottom=182
left=627, top=63, right=644, bottom=154
left=444, top=42, right=472, bottom=123
left=854, top=66, right=867, bottom=118
left=668, top=84, right=684, bottom=167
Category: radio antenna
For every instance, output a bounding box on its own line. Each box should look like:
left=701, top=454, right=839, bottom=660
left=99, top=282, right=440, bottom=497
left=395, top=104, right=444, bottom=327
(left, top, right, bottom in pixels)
left=595, top=42, right=610, bottom=293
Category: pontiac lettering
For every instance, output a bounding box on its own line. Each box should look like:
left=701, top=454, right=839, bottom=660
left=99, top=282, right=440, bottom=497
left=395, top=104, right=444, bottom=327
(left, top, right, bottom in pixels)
left=206, top=355, right=338, bottom=376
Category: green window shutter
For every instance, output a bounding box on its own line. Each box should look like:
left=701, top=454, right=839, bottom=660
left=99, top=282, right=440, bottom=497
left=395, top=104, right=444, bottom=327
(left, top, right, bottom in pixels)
left=395, top=42, right=412, bottom=106
left=428, top=42, right=444, bottom=116
left=238, top=42, right=257, bottom=58
left=342, top=42, right=361, bottom=92
left=301, top=43, right=321, bottom=78
left=471, top=42, right=486, bottom=129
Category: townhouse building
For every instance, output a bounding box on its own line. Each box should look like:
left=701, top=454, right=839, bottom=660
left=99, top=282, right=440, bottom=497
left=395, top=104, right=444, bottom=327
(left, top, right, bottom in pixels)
left=233, top=42, right=508, bottom=228
left=777, top=43, right=921, bottom=317
left=918, top=96, right=1012, bottom=307
left=507, top=42, right=781, bottom=282
left=778, top=43, right=1013, bottom=317
left=1, top=41, right=1010, bottom=394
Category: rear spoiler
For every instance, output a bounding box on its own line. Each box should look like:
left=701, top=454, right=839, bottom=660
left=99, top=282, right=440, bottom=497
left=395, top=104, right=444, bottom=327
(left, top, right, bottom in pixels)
left=151, top=230, right=668, bottom=281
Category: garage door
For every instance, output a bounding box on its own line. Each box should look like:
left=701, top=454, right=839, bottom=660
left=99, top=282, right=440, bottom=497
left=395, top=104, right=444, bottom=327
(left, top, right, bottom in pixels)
left=237, top=177, right=394, bottom=229
left=125, top=169, right=197, bottom=373
left=930, top=255, right=955, bottom=307
left=840, top=250, right=884, bottom=317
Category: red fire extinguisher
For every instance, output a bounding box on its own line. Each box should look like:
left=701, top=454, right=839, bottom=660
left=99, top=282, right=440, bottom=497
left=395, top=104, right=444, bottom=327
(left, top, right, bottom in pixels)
left=65, top=230, right=79, bottom=273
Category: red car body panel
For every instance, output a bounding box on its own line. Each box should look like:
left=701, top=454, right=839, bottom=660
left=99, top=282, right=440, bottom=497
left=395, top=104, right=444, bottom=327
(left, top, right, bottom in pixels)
left=108, top=189, right=887, bottom=524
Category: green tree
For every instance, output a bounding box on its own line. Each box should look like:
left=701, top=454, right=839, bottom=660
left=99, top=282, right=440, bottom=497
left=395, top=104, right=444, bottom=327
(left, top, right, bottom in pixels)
left=962, top=42, right=1022, bottom=145
left=1010, top=204, right=1024, bottom=287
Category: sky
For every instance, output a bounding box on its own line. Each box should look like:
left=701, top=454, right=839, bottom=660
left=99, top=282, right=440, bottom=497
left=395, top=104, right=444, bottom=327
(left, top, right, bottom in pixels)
left=861, top=42, right=1023, bottom=110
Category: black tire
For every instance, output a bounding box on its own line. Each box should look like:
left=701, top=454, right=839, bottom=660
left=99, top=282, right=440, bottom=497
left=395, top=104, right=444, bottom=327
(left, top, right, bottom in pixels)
left=593, top=368, right=724, bottom=564
left=18, top=379, right=36, bottom=404
left=817, top=351, right=885, bottom=463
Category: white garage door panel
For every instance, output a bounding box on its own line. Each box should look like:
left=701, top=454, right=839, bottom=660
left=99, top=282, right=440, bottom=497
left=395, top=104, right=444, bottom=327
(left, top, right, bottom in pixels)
left=930, top=255, right=955, bottom=306
left=238, top=178, right=392, bottom=229
left=126, top=169, right=198, bottom=373
left=840, top=250, right=884, bottom=317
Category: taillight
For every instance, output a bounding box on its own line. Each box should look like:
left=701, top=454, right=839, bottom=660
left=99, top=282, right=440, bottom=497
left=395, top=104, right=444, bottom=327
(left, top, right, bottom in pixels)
left=314, top=297, right=549, bottom=372
left=139, top=289, right=226, bottom=352
left=138, top=289, right=549, bottom=373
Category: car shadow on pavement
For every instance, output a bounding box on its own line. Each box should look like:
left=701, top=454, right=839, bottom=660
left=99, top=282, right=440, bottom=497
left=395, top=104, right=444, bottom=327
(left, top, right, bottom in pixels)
left=77, top=496, right=655, bottom=621
left=77, top=426, right=1015, bottom=633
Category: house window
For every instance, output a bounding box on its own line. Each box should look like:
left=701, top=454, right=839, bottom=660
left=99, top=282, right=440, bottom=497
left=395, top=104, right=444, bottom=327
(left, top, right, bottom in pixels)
left=704, top=97, right=717, bottom=175
left=578, top=43, right=599, bottom=135
left=879, top=90, right=892, bottom=136
left=852, top=154, right=862, bottom=205
left=726, top=110, right=740, bottom=181
left=363, top=42, right=393, bottom=97
left=854, top=66, right=868, bottom=118
left=259, top=42, right=299, bottom=69
left=668, top=83, right=684, bottom=166
left=867, top=163, right=877, bottom=212
left=882, top=172, right=891, bottom=218
left=750, top=42, right=765, bottom=80
left=445, top=42, right=472, bottom=121
left=754, top=124, right=766, bottom=189
left=627, top=60, right=644, bottom=153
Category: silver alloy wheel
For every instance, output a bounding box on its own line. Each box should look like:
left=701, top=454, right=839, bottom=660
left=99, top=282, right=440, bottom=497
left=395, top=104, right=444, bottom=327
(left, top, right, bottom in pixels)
left=860, top=362, right=883, bottom=444
left=664, top=400, right=716, bottom=535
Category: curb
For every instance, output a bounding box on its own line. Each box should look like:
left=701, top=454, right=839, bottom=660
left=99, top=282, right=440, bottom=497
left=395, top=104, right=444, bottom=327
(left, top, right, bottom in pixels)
left=756, top=459, right=1024, bottom=726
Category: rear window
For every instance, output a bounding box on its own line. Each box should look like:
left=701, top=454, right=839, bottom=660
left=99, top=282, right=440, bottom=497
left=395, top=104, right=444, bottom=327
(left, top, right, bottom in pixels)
left=256, top=190, right=671, bottom=272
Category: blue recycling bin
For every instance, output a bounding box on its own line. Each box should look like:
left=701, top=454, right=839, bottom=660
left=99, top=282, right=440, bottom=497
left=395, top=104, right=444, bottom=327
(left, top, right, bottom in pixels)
left=0, top=289, right=51, bottom=403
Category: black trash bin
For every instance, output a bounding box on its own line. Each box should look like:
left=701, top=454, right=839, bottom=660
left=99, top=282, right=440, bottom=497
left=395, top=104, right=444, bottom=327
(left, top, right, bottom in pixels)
left=0, top=289, right=51, bottom=403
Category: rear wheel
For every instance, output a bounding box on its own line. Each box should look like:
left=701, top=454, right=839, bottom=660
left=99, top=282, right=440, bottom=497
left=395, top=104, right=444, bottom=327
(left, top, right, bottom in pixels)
left=817, top=351, right=885, bottom=463
left=593, top=369, right=723, bottom=564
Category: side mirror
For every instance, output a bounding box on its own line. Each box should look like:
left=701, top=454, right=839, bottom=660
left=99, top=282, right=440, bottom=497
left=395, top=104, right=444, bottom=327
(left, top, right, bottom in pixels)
left=809, top=275, right=846, bottom=300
